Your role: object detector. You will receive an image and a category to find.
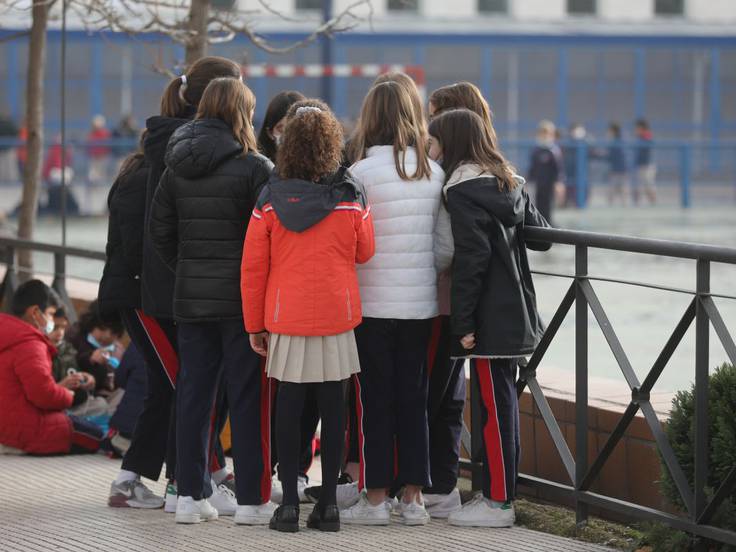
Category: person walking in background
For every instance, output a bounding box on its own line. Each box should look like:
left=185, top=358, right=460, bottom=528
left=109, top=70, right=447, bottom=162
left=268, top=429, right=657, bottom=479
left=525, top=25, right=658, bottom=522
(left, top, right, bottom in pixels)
left=149, top=77, right=275, bottom=525
left=605, top=122, right=629, bottom=205
left=428, top=108, right=551, bottom=528
left=562, top=123, right=590, bottom=207
left=527, top=120, right=561, bottom=225
left=342, top=79, right=450, bottom=527
left=40, top=133, right=80, bottom=215
left=257, top=89, right=318, bottom=505
left=87, top=115, right=112, bottom=185
left=243, top=100, right=375, bottom=533
left=633, top=118, right=656, bottom=205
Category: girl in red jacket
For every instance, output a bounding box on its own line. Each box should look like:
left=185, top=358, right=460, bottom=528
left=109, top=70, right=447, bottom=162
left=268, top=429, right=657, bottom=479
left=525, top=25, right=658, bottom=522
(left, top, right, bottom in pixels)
left=242, top=99, right=375, bottom=533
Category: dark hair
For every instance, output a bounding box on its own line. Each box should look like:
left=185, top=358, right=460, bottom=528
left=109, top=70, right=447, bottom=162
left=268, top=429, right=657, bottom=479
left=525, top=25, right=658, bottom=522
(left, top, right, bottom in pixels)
left=635, top=118, right=649, bottom=130
left=348, top=81, right=431, bottom=180
left=10, top=279, right=60, bottom=317
left=54, top=307, right=68, bottom=320
left=258, top=91, right=306, bottom=162
left=78, top=300, right=124, bottom=337
left=429, top=82, right=498, bottom=146
left=609, top=122, right=622, bottom=138
left=160, top=56, right=242, bottom=118
left=277, top=99, right=343, bottom=183
left=428, top=108, right=517, bottom=191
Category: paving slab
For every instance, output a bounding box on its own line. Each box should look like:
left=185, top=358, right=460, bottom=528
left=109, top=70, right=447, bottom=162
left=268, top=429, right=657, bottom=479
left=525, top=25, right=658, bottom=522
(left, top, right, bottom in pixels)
left=0, top=454, right=612, bottom=552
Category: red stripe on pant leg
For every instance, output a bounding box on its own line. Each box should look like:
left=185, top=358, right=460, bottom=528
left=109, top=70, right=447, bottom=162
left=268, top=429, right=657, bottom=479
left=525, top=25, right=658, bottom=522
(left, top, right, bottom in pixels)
left=208, top=403, right=221, bottom=473
left=135, top=309, right=179, bottom=388
left=475, top=359, right=508, bottom=502
left=71, top=430, right=100, bottom=452
left=353, top=374, right=366, bottom=491
left=426, top=316, right=442, bottom=379
left=259, top=359, right=272, bottom=503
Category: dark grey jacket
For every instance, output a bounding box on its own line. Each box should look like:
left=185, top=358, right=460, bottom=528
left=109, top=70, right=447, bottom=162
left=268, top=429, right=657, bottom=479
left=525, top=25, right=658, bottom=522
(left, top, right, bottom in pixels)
left=446, top=174, right=551, bottom=359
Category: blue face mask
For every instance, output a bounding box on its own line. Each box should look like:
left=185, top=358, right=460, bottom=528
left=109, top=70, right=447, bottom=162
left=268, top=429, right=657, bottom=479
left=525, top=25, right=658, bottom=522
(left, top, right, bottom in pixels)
left=87, top=333, right=115, bottom=351
left=107, top=356, right=121, bottom=369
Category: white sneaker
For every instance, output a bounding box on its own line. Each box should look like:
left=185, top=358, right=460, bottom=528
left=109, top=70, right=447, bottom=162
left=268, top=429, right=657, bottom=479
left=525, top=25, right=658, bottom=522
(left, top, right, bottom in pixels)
left=234, top=501, right=278, bottom=525
left=270, top=479, right=283, bottom=505
left=424, top=488, right=462, bottom=519
left=397, top=497, right=430, bottom=526
left=208, top=481, right=237, bottom=516
left=164, top=481, right=177, bottom=514
left=175, top=496, right=219, bottom=524
left=297, top=475, right=308, bottom=503
left=336, top=481, right=360, bottom=509
left=386, top=496, right=400, bottom=511
left=340, top=492, right=391, bottom=526
left=447, top=494, right=515, bottom=528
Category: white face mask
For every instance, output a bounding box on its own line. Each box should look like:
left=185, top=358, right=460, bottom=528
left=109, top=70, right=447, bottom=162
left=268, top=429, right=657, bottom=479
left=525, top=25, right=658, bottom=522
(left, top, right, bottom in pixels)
left=35, top=310, right=54, bottom=335
left=274, top=134, right=283, bottom=147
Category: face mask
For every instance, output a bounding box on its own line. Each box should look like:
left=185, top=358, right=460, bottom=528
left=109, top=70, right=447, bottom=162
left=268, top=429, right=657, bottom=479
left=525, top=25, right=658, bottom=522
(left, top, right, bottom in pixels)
left=87, top=333, right=116, bottom=352
left=273, top=134, right=283, bottom=147
left=44, top=316, right=54, bottom=336
left=571, top=127, right=586, bottom=140
left=107, top=356, right=121, bottom=369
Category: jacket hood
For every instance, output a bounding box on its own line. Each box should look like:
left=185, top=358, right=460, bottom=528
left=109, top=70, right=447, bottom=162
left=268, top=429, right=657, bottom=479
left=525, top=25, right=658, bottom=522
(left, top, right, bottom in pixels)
left=268, top=166, right=364, bottom=233
left=164, top=118, right=244, bottom=179
left=143, top=114, right=192, bottom=167
left=0, top=313, right=56, bottom=356
left=445, top=163, right=527, bottom=228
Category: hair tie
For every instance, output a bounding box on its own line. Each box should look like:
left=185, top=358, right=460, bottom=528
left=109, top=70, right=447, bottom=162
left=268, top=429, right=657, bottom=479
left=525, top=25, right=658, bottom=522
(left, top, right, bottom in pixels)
left=178, top=74, right=188, bottom=103
left=180, top=74, right=187, bottom=85
left=296, top=106, right=322, bottom=116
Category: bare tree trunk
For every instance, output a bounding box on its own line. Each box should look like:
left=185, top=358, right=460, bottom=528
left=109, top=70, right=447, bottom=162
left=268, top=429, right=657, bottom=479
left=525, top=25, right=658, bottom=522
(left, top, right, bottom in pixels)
left=17, top=0, right=49, bottom=279
left=185, top=0, right=210, bottom=65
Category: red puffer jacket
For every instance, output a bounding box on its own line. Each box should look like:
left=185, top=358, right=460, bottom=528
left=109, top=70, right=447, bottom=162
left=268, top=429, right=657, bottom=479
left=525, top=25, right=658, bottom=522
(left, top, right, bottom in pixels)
left=0, top=314, right=74, bottom=454
left=242, top=168, right=375, bottom=336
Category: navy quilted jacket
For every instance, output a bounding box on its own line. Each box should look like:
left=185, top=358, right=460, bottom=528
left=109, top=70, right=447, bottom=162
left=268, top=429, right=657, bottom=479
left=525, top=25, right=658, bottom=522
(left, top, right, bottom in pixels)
left=148, top=118, right=273, bottom=322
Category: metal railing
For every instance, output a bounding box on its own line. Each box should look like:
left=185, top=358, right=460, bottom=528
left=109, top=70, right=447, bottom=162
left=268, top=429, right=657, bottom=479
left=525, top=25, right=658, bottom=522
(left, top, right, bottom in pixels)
left=460, top=226, right=736, bottom=546
left=0, top=236, right=105, bottom=322
left=2, top=228, right=736, bottom=544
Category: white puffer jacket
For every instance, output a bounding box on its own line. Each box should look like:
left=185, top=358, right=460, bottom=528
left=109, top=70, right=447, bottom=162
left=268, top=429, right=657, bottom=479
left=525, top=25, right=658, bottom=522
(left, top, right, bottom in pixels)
left=351, top=145, right=452, bottom=320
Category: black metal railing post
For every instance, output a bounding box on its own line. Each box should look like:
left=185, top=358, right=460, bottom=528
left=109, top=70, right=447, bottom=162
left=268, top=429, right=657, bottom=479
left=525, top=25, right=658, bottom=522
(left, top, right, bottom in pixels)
left=575, top=244, right=589, bottom=526
left=51, top=252, right=77, bottom=323
left=1, top=245, right=17, bottom=310
left=694, top=259, right=710, bottom=521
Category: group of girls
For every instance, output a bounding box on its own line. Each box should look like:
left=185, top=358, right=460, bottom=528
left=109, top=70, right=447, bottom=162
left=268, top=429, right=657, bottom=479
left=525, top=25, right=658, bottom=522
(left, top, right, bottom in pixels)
left=97, top=54, right=550, bottom=534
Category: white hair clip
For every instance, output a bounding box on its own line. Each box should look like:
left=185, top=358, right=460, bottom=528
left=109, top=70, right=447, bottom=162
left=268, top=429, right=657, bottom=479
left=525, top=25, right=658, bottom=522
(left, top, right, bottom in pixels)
left=296, top=106, right=322, bottom=116
left=180, top=74, right=187, bottom=85
left=179, top=74, right=188, bottom=103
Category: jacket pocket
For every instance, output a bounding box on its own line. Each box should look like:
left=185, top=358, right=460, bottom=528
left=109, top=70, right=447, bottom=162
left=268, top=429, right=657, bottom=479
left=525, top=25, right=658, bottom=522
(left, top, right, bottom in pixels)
left=274, top=289, right=281, bottom=323
left=346, top=288, right=352, bottom=321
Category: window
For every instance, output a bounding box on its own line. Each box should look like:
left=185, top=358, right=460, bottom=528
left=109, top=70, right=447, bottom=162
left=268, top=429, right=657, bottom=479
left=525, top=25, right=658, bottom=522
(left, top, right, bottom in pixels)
left=655, top=0, right=684, bottom=16
left=388, top=0, right=418, bottom=12
left=295, top=0, right=322, bottom=10
left=567, top=0, right=596, bottom=15
left=478, top=0, right=507, bottom=14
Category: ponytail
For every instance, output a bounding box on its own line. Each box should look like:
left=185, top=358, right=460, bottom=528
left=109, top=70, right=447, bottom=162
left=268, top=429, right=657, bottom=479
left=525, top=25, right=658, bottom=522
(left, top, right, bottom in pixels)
left=158, top=56, right=242, bottom=118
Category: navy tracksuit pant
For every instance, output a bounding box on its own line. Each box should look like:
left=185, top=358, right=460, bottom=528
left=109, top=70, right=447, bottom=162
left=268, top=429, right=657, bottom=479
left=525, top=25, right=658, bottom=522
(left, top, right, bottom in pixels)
left=176, top=319, right=271, bottom=505
left=473, top=358, right=520, bottom=502
left=424, top=316, right=466, bottom=495
left=354, top=317, right=432, bottom=490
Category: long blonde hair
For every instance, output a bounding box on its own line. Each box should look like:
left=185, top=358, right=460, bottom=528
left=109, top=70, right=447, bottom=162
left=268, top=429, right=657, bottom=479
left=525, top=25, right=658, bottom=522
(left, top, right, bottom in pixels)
left=196, top=78, right=258, bottom=154
left=348, top=81, right=431, bottom=181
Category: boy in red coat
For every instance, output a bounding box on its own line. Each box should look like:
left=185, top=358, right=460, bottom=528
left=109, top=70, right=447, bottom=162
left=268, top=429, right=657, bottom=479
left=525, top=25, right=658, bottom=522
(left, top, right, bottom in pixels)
left=0, top=280, right=103, bottom=454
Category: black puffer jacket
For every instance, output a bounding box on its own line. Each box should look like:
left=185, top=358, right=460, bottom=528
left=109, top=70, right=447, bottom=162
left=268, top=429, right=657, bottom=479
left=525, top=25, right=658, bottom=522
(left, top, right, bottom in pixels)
left=446, top=173, right=551, bottom=359
left=98, top=156, right=148, bottom=312
left=141, top=113, right=193, bottom=319
left=149, top=118, right=274, bottom=322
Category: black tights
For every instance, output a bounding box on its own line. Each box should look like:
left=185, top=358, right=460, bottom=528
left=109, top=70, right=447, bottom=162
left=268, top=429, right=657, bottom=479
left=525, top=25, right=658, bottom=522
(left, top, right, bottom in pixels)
left=277, top=380, right=345, bottom=507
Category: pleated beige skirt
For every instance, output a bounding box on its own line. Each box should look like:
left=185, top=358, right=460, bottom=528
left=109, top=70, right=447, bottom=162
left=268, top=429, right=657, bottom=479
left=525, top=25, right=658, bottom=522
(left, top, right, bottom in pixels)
left=266, top=330, right=361, bottom=383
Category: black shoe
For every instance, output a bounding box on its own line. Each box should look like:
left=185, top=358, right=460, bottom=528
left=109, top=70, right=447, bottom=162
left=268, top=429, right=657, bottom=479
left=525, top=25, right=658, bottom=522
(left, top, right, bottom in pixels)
left=307, top=504, right=340, bottom=532
left=269, top=505, right=299, bottom=533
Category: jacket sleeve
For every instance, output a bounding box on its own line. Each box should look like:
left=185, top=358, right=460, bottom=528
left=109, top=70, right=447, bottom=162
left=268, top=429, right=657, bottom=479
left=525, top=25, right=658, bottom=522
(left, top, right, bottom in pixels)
left=115, top=167, right=147, bottom=276
left=14, top=342, right=74, bottom=411
left=354, top=205, right=375, bottom=265
left=433, top=201, right=454, bottom=273
left=522, top=188, right=553, bottom=251
left=447, top=187, right=492, bottom=337
left=148, top=169, right=178, bottom=273
left=241, top=204, right=272, bottom=334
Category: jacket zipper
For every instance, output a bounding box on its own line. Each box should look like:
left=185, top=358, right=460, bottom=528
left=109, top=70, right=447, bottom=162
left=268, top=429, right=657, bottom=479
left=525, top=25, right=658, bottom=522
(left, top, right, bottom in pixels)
left=274, top=289, right=281, bottom=323
left=346, top=288, right=352, bottom=321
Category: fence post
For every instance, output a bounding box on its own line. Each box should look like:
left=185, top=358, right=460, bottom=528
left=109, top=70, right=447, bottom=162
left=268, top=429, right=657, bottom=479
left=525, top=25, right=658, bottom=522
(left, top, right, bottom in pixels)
left=576, top=142, right=588, bottom=208
left=575, top=245, right=589, bottom=527
left=51, top=251, right=77, bottom=323
left=694, top=259, right=710, bottom=523
left=680, top=144, right=692, bottom=208
left=1, top=246, right=18, bottom=311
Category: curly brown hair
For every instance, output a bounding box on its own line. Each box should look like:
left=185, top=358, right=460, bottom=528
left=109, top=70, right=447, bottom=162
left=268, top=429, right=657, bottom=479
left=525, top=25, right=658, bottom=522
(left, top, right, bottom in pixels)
left=276, top=99, right=344, bottom=182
